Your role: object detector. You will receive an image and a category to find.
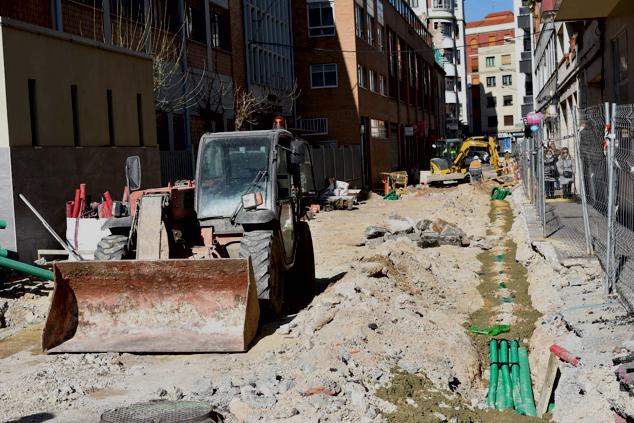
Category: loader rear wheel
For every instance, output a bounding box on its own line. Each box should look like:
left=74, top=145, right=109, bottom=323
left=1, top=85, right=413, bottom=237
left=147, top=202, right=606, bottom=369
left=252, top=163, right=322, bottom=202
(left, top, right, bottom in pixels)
left=239, top=230, right=284, bottom=317
left=94, top=235, right=128, bottom=260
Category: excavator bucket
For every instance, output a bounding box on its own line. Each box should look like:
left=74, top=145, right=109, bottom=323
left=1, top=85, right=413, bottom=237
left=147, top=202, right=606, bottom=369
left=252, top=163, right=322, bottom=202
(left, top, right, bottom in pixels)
left=42, top=259, right=260, bottom=353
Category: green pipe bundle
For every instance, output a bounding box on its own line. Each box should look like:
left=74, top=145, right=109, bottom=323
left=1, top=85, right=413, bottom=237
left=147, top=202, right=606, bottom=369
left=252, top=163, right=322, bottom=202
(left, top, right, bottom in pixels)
left=487, top=339, right=537, bottom=416
left=487, top=339, right=499, bottom=408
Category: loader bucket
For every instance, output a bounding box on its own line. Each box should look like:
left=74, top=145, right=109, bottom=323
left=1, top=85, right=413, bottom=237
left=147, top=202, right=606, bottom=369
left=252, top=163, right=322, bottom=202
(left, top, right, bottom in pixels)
left=42, top=259, right=260, bottom=353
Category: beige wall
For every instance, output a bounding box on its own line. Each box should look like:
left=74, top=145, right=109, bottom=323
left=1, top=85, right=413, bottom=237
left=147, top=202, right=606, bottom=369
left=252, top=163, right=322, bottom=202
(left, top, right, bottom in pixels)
left=1, top=20, right=156, bottom=148
left=478, top=44, right=518, bottom=133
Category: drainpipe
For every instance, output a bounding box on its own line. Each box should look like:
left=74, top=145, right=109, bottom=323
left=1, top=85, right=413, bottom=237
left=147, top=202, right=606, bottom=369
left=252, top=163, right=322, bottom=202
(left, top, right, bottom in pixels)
left=178, top=0, right=192, bottom=154
left=52, top=0, right=63, bottom=31
left=103, top=0, right=112, bottom=44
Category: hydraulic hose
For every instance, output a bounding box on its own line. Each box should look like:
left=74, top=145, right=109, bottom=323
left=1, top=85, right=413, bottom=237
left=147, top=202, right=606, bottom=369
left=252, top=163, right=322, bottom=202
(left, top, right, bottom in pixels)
left=487, top=339, right=499, bottom=408
left=519, top=346, right=537, bottom=417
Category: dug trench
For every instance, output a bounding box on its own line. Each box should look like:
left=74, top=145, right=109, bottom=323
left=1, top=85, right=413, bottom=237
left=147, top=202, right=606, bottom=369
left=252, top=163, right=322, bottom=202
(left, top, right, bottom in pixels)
left=0, top=185, right=556, bottom=422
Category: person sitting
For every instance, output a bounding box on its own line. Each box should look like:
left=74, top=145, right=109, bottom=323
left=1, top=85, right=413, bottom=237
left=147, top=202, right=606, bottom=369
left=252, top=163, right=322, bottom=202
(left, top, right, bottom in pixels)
left=469, top=155, right=482, bottom=182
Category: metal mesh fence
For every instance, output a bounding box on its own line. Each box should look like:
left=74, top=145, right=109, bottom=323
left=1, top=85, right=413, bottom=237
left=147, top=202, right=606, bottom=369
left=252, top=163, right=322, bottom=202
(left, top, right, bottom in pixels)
left=611, top=105, right=634, bottom=312
left=517, top=103, right=634, bottom=312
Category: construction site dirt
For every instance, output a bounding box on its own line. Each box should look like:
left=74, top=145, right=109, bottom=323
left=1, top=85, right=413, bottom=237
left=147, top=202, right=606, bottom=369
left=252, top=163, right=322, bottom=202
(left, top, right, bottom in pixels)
left=1, top=184, right=633, bottom=422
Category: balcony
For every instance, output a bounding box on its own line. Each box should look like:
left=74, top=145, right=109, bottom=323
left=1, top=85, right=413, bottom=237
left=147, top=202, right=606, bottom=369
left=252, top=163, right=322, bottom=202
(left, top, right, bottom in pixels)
left=520, top=57, right=532, bottom=74
left=523, top=95, right=534, bottom=106
left=555, top=0, right=627, bottom=21
left=518, top=14, right=531, bottom=30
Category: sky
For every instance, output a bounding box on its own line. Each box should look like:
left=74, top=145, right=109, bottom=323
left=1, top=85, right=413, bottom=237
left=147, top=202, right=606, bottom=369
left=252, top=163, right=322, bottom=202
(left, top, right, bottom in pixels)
left=464, top=0, right=514, bottom=22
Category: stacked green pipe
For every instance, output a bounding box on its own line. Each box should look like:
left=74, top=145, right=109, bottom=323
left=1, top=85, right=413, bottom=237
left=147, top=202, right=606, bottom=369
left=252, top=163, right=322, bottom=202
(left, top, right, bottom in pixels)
left=487, top=339, right=536, bottom=416
left=0, top=219, right=54, bottom=281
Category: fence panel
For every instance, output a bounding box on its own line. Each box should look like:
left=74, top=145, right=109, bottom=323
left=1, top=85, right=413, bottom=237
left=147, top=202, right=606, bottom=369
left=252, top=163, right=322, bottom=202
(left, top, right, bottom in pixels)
left=309, top=144, right=362, bottom=190
left=160, top=150, right=194, bottom=186
left=612, top=105, right=634, bottom=311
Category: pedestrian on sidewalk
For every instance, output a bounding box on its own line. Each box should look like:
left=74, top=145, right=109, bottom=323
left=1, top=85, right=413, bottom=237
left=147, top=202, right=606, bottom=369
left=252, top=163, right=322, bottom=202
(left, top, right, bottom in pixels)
left=557, top=147, right=574, bottom=198
left=469, top=155, right=482, bottom=182
left=548, top=141, right=561, bottom=191
left=544, top=148, right=557, bottom=198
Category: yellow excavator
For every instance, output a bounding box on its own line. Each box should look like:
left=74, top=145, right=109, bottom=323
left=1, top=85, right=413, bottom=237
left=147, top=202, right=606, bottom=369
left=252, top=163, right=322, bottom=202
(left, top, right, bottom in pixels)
left=427, top=136, right=501, bottom=184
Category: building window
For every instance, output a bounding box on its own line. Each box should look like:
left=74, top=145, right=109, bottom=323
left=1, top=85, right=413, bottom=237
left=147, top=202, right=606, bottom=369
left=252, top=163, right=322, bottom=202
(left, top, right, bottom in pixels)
left=486, top=56, right=495, bottom=67
left=367, top=14, right=375, bottom=45
left=107, top=89, right=115, bottom=146
left=502, top=75, right=513, bottom=86
left=470, top=38, right=478, bottom=50
left=379, top=74, right=387, bottom=95
left=501, top=54, right=512, bottom=65
left=503, top=95, right=513, bottom=106
left=486, top=76, right=496, bottom=87
left=187, top=3, right=207, bottom=43
left=440, top=22, right=452, bottom=37
left=355, top=3, right=365, bottom=39
left=504, top=115, right=514, bottom=126
left=488, top=116, right=498, bottom=128
left=369, top=69, right=377, bottom=92
left=488, top=35, right=496, bottom=46
left=612, top=29, right=629, bottom=102
left=486, top=96, right=496, bottom=108
left=358, top=65, right=367, bottom=88
left=210, top=6, right=231, bottom=50
left=446, top=77, right=455, bottom=91
left=433, top=0, right=453, bottom=9
left=298, top=117, right=329, bottom=135
left=456, top=77, right=462, bottom=91
left=311, top=64, right=338, bottom=88
left=308, top=1, right=335, bottom=37
left=370, top=119, right=387, bottom=138
left=28, top=79, right=38, bottom=146
left=443, top=49, right=454, bottom=64
left=472, top=57, right=479, bottom=73
left=377, top=24, right=385, bottom=51
left=71, top=85, right=80, bottom=146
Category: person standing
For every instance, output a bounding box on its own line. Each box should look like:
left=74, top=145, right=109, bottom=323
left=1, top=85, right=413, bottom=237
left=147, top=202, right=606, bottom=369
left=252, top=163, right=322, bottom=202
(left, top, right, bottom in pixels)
left=544, top=148, right=557, bottom=198
left=557, top=148, right=574, bottom=198
left=548, top=141, right=561, bottom=191
left=469, top=155, right=482, bottom=182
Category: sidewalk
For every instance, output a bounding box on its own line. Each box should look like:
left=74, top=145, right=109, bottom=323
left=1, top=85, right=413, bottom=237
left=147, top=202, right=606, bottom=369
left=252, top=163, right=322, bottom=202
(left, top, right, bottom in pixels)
left=515, top=188, right=634, bottom=421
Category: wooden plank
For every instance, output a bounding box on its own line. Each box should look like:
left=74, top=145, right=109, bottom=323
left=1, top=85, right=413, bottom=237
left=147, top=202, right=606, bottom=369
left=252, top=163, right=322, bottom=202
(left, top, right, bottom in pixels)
left=537, top=352, right=560, bottom=417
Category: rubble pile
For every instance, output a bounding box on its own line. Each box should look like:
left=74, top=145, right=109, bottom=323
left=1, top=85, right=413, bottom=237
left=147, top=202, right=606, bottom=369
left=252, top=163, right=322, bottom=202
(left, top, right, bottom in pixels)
left=361, top=215, right=470, bottom=249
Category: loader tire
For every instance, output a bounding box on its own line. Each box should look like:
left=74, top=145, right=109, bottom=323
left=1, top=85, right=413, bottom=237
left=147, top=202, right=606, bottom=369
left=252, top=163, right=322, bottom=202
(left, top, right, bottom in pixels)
left=289, top=222, right=315, bottom=306
left=94, top=235, right=128, bottom=260
left=239, top=230, right=284, bottom=317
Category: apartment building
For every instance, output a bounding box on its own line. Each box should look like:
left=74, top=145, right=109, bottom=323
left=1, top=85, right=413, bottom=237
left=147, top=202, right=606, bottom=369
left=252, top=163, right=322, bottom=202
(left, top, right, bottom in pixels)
left=410, top=0, right=469, bottom=136
left=477, top=44, right=519, bottom=135
left=514, top=0, right=534, bottom=122
left=465, top=11, right=515, bottom=134
left=292, top=0, right=446, bottom=188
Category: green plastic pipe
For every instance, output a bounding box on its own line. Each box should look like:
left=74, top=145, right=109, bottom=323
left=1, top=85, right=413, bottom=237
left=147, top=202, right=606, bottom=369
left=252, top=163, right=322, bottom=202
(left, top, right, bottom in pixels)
left=0, top=256, right=54, bottom=281
left=510, top=340, right=523, bottom=414
left=487, top=339, right=499, bottom=408
left=0, top=219, right=7, bottom=229
left=499, top=340, right=513, bottom=409
left=519, top=346, right=537, bottom=417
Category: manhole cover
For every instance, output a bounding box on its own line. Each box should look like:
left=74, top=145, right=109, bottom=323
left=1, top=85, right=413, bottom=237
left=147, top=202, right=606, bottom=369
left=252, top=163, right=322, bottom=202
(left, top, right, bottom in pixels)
left=101, top=400, right=221, bottom=423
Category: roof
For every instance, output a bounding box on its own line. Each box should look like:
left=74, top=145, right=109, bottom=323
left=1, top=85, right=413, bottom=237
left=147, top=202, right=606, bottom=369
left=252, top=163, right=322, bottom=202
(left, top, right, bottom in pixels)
left=466, top=10, right=515, bottom=29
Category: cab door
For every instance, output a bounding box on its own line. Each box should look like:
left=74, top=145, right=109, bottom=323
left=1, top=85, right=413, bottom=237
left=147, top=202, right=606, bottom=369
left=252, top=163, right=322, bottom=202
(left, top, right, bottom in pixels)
left=276, top=136, right=296, bottom=264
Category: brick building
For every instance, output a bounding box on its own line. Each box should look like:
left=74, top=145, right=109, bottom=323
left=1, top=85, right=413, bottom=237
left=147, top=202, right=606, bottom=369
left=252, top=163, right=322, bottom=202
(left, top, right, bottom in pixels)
left=292, top=0, right=446, bottom=188
left=465, top=11, right=515, bottom=134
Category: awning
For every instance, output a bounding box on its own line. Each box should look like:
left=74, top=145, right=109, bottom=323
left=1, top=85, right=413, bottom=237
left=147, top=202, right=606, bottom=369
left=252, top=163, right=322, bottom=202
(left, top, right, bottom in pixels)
left=555, top=0, right=633, bottom=21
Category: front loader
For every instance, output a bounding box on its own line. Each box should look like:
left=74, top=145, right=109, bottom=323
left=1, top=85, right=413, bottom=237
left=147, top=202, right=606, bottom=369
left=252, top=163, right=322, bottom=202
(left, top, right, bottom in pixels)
left=42, top=129, right=316, bottom=353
